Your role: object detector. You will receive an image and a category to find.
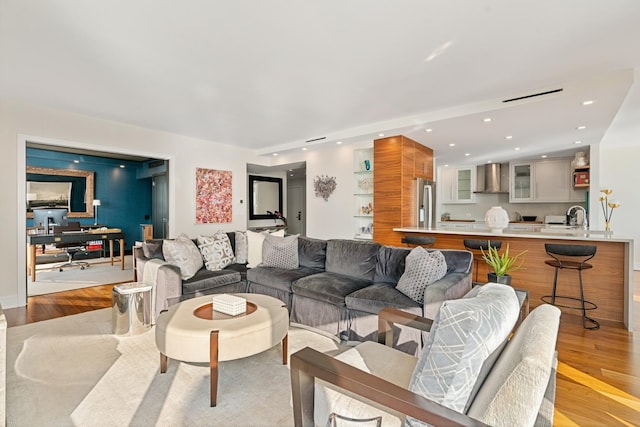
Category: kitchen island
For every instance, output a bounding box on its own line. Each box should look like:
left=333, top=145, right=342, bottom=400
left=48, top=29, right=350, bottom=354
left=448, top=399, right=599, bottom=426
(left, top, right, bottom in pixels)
left=393, top=227, right=634, bottom=330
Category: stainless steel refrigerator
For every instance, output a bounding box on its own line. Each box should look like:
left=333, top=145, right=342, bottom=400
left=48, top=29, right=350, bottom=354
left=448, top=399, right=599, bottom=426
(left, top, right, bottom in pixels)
left=414, top=178, right=436, bottom=229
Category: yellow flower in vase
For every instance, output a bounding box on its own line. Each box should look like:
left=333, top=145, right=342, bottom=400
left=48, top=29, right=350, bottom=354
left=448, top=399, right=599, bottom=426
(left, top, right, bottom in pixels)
left=599, top=188, right=621, bottom=232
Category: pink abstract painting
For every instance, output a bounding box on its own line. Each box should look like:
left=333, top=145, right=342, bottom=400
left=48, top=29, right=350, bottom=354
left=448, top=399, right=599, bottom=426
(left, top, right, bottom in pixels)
left=195, top=168, right=233, bottom=223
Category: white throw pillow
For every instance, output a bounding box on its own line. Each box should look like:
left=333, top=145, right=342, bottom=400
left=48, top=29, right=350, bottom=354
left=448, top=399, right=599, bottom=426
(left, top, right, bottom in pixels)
left=396, top=247, right=447, bottom=303
left=246, top=229, right=285, bottom=268
left=162, top=233, right=203, bottom=280
left=262, top=234, right=299, bottom=269
left=197, top=231, right=235, bottom=271
left=234, top=231, right=248, bottom=264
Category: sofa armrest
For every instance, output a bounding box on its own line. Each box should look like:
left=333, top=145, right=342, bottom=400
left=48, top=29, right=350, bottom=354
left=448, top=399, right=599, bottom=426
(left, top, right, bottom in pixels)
left=422, top=272, right=472, bottom=319
left=377, top=307, right=433, bottom=347
left=290, top=347, right=486, bottom=427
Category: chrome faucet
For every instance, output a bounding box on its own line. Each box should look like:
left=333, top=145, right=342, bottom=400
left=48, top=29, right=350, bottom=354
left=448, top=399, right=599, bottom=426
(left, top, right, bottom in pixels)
left=567, top=205, right=589, bottom=230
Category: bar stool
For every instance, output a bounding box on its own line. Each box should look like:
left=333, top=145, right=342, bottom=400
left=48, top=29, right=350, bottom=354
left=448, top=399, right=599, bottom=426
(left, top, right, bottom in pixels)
left=401, top=235, right=435, bottom=248
left=463, top=239, right=503, bottom=283
left=541, top=243, right=599, bottom=330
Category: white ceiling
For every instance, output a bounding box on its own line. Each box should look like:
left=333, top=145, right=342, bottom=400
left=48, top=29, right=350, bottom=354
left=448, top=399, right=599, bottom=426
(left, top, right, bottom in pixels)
left=2, top=1, right=640, bottom=166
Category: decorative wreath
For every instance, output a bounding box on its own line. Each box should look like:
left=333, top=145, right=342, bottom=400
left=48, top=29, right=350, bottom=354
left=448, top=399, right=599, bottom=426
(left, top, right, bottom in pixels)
left=313, top=175, right=337, bottom=201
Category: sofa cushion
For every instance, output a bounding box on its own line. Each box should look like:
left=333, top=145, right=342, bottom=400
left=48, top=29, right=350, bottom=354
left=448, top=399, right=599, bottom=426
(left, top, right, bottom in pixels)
left=298, top=236, right=327, bottom=270
left=162, top=234, right=204, bottom=280
left=325, top=239, right=380, bottom=281
left=467, top=304, right=561, bottom=427
left=407, top=283, right=520, bottom=423
left=396, top=247, right=447, bottom=303
left=247, top=266, right=322, bottom=293
left=373, top=245, right=410, bottom=285
left=345, top=283, right=421, bottom=315
left=142, top=239, right=165, bottom=260
left=292, top=272, right=373, bottom=306
left=246, top=229, right=285, bottom=268
left=234, top=231, right=248, bottom=264
left=181, top=269, right=242, bottom=295
left=197, top=231, right=236, bottom=271
left=262, top=234, right=299, bottom=269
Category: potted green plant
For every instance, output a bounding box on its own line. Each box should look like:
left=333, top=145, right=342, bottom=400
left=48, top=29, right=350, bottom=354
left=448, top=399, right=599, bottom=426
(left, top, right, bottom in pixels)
left=481, top=242, right=527, bottom=286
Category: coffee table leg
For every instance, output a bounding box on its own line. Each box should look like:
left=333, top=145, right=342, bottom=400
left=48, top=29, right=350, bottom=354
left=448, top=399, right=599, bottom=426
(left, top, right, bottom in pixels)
left=210, top=330, right=219, bottom=407
left=160, top=353, right=167, bottom=373
left=282, top=333, right=288, bottom=365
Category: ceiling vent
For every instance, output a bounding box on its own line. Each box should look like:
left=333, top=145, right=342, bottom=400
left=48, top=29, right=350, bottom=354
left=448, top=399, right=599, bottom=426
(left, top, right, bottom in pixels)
left=305, top=136, right=326, bottom=143
left=502, top=88, right=563, bottom=103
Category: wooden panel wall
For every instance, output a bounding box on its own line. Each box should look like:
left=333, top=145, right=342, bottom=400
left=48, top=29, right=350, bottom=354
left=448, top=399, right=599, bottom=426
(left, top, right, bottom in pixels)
left=398, top=231, right=626, bottom=324
left=373, top=136, right=434, bottom=246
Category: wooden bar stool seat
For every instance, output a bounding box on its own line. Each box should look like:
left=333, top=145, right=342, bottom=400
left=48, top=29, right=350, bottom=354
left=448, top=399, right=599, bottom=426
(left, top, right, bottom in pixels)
left=401, top=235, right=435, bottom=247
left=463, top=239, right=503, bottom=283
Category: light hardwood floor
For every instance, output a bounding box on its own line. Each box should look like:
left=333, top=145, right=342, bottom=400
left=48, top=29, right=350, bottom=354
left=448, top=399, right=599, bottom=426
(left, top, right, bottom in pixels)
left=3, top=275, right=640, bottom=425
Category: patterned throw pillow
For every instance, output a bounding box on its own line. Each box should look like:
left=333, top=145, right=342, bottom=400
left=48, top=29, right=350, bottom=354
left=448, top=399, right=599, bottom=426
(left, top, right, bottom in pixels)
left=406, top=283, right=520, bottom=426
left=262, top=234, right=299, bottom=269
left=234, top=231, right=248, bottom=264
left=197, top=231, right=236, bottom=271
left=395, top=247, right=447, bottom=303
left=162, top=233, right=203, bottom=280
left=246, top=229, right=285, bottom=268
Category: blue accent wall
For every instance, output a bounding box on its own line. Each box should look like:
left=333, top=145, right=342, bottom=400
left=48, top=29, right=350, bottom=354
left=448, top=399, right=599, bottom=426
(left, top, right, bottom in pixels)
left=27, top=148, right=153, bottom=251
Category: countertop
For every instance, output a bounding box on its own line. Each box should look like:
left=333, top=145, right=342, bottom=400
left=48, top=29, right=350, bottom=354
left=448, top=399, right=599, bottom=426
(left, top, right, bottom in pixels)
left=441, top=219, right=543, bottom=224
left=393, top=226, right=633, bottom=243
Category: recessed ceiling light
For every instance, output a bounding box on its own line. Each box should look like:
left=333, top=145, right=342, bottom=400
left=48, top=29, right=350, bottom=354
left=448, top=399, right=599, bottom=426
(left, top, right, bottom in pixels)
left=272, top=153, right=278, bottom=156
left=487, top=160, right=493, bottom=163
left=449, top=143, right=455, bottom=147
left=464, top=153, right=470, bottom=156
left=483, top=118, right=492, bottom=123
left=577, top=125, right=586, bottom=130
left=301, top=147, right=307, bottom=151
left=119, top=165, right=125, bottom=168
left=444, top=164, right=449, bottom=167
left=336, top=141, right=342, bottom=145
left=425, top=128, right=433, bottom=133
left=513, top=147, right=521, bottom=151
left=582, top=100, right=595, bottom=106
left=378, top=133, right=385, bottom=137
left=290, top=174, right=294, bottom=177
left=505, top=135, right=513, bottom=140
left=73, top=160, right=80, bottom=164
left=541, top=155, right=548, bottom=158
left=574, top=140, right=583, bottom=145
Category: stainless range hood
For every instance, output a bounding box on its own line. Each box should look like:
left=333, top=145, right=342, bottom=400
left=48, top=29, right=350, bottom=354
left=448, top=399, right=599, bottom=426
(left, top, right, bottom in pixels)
left=474, top=163, right=509, bottom=194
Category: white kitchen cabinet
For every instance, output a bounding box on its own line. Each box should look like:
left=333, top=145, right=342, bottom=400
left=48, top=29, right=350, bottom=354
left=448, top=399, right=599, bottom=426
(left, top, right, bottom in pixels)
left=439, top=166, right=476, bottom=204
left=510, top=158, right=585, bottom=203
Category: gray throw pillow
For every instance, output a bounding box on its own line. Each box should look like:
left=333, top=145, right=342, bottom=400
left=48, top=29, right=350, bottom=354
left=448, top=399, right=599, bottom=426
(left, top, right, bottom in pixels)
left=406, top=283, right=520, bottom=426
left=261, top=234, right=299, bottom=269
left=197, top=231, right=236, bottom=271
left=234, top=231, right=248, bottom=264
left=162, top=233, right=203, bottom=280
left=396, top=247, right=447, bottom=303
left=142, top=240, right=164, bottom=260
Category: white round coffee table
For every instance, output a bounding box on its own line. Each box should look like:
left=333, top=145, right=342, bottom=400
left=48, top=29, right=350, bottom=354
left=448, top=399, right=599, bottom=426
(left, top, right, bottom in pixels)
left=155, top=293, right=289, bottom=406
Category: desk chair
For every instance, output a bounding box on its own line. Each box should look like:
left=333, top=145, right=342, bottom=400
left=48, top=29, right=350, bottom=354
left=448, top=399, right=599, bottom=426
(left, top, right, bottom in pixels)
left=52, top=222, right=90, bottom=272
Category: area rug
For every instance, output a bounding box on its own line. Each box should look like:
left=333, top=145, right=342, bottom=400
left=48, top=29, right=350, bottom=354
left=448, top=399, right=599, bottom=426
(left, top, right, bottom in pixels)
left=28, top=255, right=135, bottom=296
left=6, top=308, right=342, bottom=426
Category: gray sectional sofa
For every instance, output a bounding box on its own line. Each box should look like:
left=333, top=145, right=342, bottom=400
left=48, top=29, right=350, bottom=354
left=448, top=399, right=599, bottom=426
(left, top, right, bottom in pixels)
left=135, top=233, right=473, bottom=354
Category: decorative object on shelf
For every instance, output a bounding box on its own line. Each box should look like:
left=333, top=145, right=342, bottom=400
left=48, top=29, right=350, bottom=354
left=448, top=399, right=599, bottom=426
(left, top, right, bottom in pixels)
left=364, top=160, right=371, bottom=171
left=92, top=199, right=101, bottom=225
left=599, top=188, right=621, bottom=232
left=313, top=174, right=337, bottom=201
left=484, top=206, right=509, bottom=233
left=441, top=212, right=450, bottom=221
left=481, top=243, right=527, bottom=286
left=360, top=202, right=373, bottom=215
left=357, top=176, right=373, bottom=192
left=572, top=151, right=588, bottom=168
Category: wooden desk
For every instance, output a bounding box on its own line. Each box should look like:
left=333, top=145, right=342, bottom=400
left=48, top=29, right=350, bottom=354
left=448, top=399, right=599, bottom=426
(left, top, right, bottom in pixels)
left=27, top=232, right=125, bottom=281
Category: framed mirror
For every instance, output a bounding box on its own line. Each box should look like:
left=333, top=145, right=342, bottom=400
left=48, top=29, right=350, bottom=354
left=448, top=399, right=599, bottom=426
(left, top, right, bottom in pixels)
left=249, top=175, right=283, bottom=220
left=26, top=166, right=95, bottom=218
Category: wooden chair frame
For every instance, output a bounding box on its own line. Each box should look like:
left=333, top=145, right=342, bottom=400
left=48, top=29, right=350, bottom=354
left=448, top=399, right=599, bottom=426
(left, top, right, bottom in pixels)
left=290, top=307, right=488, bottom=427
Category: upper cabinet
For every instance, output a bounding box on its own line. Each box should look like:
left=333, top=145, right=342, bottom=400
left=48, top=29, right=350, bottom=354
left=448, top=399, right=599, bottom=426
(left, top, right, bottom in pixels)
left=510, top=158, right=586, bottom=203
left=440, top=166, right=476, bottom=204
